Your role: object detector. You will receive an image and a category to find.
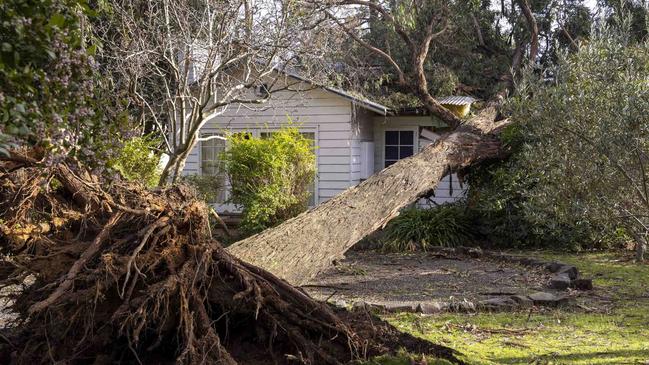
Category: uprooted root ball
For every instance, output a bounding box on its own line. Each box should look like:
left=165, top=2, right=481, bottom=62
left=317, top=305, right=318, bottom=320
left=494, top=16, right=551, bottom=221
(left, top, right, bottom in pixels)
left=0, top=157, right=461, bottom=364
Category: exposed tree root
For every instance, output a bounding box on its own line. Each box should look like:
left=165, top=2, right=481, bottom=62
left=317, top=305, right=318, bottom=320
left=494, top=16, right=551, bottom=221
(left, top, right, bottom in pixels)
left=0, top=158, right=463, bottom=365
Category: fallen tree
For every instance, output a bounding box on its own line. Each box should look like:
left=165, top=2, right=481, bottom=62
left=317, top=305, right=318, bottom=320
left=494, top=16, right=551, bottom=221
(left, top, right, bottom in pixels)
left=0, top=155, right=461, bottom=364
left=227, top=0, right=534, bottom=285
left=228, top=106, right=510, bottom=285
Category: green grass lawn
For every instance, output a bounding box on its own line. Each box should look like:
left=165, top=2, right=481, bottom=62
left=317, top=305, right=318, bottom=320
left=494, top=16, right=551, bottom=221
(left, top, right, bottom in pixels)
left=375, top=251, right=649, bottom=365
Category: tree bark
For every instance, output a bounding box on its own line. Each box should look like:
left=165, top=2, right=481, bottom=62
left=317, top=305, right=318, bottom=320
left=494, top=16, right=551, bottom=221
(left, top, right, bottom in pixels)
left=227, top=107, right=511, bottom=285
left=471, top=13, right=485, bottom=47
left=517, top=0, right=539, bottom=62
left=636, top=241, right=646, bottom=262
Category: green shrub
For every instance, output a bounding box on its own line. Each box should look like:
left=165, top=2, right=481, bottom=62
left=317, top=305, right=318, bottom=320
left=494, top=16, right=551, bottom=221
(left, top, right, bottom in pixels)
left=382, top=204, right=476, bottom=251
left=466, top=23, right=646, bottom=252
left=221, top=125, right=316, bottom=234
left=181, top=174, right=226, bottom=203
left=109, top=136, right=161, bottom=188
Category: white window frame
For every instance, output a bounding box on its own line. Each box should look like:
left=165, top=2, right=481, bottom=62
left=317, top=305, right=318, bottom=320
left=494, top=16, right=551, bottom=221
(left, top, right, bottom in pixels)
left=382, top=127, right=418, bottom=168
left=199, top=132, right=228, bottom=204
left=199, top=129, right=256, bottom=213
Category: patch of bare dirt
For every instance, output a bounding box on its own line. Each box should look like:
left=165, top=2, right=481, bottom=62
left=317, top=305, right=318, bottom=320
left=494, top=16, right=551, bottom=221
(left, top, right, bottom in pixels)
left=304, top=250, right=552, bottom=307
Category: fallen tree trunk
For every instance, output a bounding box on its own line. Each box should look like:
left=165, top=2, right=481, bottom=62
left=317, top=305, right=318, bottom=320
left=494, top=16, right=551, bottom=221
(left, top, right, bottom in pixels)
left=228, top=107, right=511, bottom=285
left=0, top=158, right=461, bottom=364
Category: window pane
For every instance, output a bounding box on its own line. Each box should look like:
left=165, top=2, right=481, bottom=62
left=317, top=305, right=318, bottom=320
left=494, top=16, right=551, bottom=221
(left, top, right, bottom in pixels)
left=400, top=146, right=413, bottom=158
left=385, top=131, right=399, bottom=145
left=385, top=146, right=398, bottom=160
left=385, top=160, right=397, bottom=168
left=202, top=162, right=218, bottom=176
left=201, top=146, right=215, bottom=161
left=301, top=132, right=316, bottom=147
left=200, top=134, right=226, bottom=203
left=300, top=132, right=315, bottom=140
left=400, top=131, right=414, bottom=145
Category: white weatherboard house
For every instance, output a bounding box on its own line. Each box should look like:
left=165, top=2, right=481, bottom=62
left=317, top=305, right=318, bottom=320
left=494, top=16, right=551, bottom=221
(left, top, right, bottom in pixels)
left=181, top=73, right=471, bottom=213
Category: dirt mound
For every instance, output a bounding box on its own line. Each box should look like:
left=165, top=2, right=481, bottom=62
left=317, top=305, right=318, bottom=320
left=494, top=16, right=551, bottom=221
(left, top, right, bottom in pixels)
left=0, top=154, right=461, bottom=364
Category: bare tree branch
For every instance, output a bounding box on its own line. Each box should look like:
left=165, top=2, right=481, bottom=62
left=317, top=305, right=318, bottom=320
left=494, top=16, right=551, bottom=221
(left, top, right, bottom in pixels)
left=323, top=10, right=406, bottom=85
left=517, top=0, right=539, bottom=62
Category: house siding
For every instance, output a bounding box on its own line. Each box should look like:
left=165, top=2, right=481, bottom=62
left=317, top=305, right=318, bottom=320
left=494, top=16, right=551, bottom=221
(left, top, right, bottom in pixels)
left=182, top=85, right=356, bottom=210
left=181, top=73, right=467, bottom=214
left=372, top=115, right=468, bottom=205
left=351, top=106, right=375, bottom=185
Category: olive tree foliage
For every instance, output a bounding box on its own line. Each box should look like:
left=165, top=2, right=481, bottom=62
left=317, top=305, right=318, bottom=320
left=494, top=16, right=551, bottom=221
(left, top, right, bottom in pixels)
left=94, top=0, right=331, bottom=185
left=108, top=136, right=162, bottom=188
left=506, top=22, right=649, bottom=259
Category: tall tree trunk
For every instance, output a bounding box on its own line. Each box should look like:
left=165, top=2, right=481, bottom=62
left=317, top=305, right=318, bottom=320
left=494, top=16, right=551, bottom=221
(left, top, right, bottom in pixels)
left=158, top=137, right=198, bottom=186
left=636, top=240, right=646, bottom=262
left=227, top=107, right=511, bottom=285
left=517, top=0, right=539, bottom=62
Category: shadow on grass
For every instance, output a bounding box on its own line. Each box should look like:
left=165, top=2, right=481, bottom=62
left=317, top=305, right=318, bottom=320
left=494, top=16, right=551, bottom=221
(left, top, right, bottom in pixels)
left=494, top=348, right=649, bottom=364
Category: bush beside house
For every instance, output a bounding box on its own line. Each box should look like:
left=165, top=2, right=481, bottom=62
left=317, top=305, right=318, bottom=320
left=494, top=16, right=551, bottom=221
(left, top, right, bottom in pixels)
left=221, top=126, right=317, bottom=235
left=381, top=204, right=476, bottom=251
left=109, top=136, right=161, bottom=188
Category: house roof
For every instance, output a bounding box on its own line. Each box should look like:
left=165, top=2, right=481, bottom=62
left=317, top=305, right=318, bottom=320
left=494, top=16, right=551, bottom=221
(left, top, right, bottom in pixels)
left=283, top=71, right=390, bottom=116
left=437, top=96, right=478, bottom=106
left=281, top=68, right=476, bottom=116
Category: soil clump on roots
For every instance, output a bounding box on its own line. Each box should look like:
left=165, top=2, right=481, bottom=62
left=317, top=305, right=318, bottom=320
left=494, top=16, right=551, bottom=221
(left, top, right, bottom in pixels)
left=0, top=155, right=461, bottom=364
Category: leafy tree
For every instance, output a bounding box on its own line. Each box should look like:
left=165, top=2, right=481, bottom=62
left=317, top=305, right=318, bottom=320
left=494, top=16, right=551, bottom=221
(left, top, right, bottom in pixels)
left=470, top=22, right=649, bottom=258
left=94, top=0, right=331, bottom=185
left=601, top=0, right=649, bottom=42
left=0, top=0, right=129, bottom=165
left=324, top=0, right=596, bottom=105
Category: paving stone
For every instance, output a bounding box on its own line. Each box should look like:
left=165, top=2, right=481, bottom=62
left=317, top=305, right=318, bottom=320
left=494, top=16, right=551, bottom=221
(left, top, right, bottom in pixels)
left=510, top=294, right=534, bottom=307
left=548, top=273, right=572, bottom=290
left=572, top=278, right=594, bottom=291
left=557, top=265, right=579, bottom=280
left=352, top=301, right=385, bottom=312
left=448, top=301, right=476, bottom=312
left=383, top=302, right=417, bottom=313
left=545, top=262, right=565, bottom=273
left=416, top=302, right=448, bottom=314
left=478, top=297, right=518, bottom=310
left=528, top=291, right=569, bottom=306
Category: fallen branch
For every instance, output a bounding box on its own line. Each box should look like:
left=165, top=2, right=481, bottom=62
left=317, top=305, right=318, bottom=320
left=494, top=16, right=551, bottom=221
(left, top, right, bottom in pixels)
left=210, top=207, right=232, bottom=237
left=228, top=107, right=512, bottom=285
